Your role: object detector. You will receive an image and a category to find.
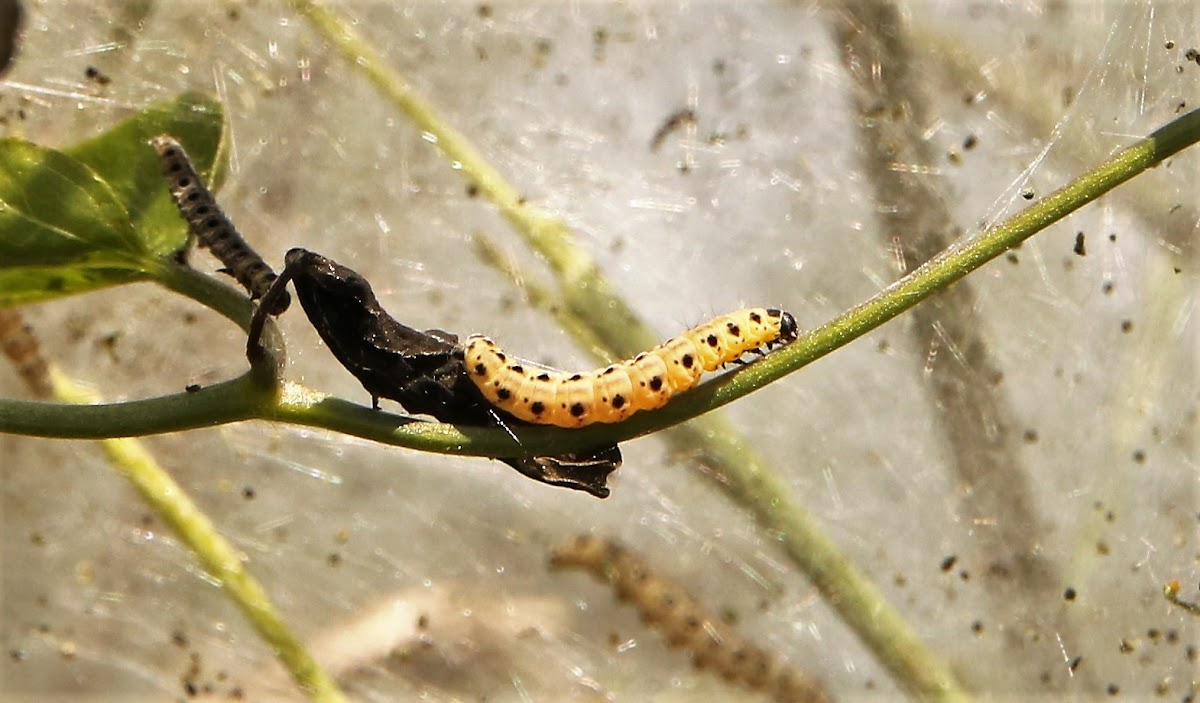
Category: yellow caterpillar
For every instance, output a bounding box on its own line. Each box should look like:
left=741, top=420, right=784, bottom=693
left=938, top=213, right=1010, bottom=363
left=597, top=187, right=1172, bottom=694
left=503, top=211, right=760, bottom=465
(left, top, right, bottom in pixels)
left=463, top=308, right=797, bottom=428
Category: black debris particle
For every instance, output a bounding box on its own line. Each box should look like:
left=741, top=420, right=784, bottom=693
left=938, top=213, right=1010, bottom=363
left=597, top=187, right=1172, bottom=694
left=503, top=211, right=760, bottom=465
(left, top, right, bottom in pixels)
left=970, top=620, right=984, bottom=635
left=476, top=3, right=492, bottom=18
left=1021, top=188, right=1035, bottom=200
left=185, top=383, right=201, bottom=393
left=1102, top=280, right=1115, bottom=295
left=1073, top=232, right=1086, bottom=256
left=1120, top=320, right=1133, bottom=334
left=84, top=65, right=111, bottom=85
left=241, top=486, right=255, bottom=500
left=1063, top=587, right=1076, bottom=601
left=1068, top=655, right=1082, bottom=672
left=1165, top=40, right=1175, bottom=50
left=940, top=555, right=958, bottom=572
left=962, top=134, right=978, bottom=150
left=1023, top=429, right=1039, bottom=444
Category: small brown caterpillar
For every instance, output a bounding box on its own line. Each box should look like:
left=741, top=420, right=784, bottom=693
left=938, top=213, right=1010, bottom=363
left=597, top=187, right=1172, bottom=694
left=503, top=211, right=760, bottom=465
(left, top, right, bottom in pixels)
left=151, top=135, right=289, bottom=314
left=0, top=308, right=52, bottom=398
left=463, top=308, right=798, bottom=427
left=550, top=535, right=831, bottom=703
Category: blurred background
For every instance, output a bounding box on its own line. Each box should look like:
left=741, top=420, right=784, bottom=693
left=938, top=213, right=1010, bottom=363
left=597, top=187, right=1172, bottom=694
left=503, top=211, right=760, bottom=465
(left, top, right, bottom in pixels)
left=0, top=1, right=1196, bottom=701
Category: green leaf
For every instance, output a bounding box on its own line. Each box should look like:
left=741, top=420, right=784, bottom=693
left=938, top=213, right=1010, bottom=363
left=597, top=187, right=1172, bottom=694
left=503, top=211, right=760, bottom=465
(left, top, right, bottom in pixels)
left=67, top=92, right=226, bottom=256
left=0, top=265, right=150, bottom=306
left=0, top=93, right=227, bottom=306
left=0, top=138, right=143, bottom=265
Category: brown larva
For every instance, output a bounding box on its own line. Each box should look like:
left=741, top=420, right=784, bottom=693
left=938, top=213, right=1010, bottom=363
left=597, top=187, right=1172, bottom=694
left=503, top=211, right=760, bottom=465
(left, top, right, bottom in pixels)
left=0, top=308, right=52, bottom=398
left=549, top=535, right=831, bottom=703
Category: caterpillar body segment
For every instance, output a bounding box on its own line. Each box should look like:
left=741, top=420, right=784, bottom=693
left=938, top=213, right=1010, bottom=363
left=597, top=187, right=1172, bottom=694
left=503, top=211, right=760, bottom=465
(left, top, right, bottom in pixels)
left=464, top=307, right=798, bottom=428
left=151, top=135, right=289, bottom=314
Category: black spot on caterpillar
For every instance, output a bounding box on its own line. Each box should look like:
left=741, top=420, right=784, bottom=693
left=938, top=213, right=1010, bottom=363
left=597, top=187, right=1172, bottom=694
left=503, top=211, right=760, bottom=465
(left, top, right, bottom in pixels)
left=550, top=535, right=832, bottom=703
left=245, top=249, right=620, bottom=498
left=151, top=135, right=289, bottom=314
left=465, top=308, right=798, bottom=428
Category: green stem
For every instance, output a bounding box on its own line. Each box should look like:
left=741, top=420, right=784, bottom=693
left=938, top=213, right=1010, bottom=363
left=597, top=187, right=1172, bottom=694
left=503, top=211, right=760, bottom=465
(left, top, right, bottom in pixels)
left=5, top=104, right=1200, bottom=452
left=48, top=368, right=348, bottom=703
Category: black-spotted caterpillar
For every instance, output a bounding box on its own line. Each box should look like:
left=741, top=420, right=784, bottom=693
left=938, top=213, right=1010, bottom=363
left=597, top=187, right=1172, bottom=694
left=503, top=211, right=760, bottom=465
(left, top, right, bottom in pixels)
left=550, top=535, right=831, bottom=703
left=152, top=135, right=289, bottom=314
left=151, top=138, right=618, bottom=498
left=464, top=308, right=798, bottom=428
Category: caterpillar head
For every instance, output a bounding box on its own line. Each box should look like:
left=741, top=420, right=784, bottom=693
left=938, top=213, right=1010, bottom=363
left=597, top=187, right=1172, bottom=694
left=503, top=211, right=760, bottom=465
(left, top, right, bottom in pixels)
left=771, top=309, right=799, bottom=345
left=284, top=248, right=377, bottom=307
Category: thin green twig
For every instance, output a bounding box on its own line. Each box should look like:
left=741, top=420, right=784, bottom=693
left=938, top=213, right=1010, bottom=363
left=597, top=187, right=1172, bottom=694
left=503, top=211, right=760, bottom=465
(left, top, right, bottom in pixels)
left=46, top=366, right=348, bottom=703
left=3, top=106, right=1198, bottom=454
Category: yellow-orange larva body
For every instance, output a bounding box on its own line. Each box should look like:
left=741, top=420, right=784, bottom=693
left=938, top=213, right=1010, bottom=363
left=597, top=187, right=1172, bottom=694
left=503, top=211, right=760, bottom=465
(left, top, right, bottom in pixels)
left=463, top=308, right=798, bottom=428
